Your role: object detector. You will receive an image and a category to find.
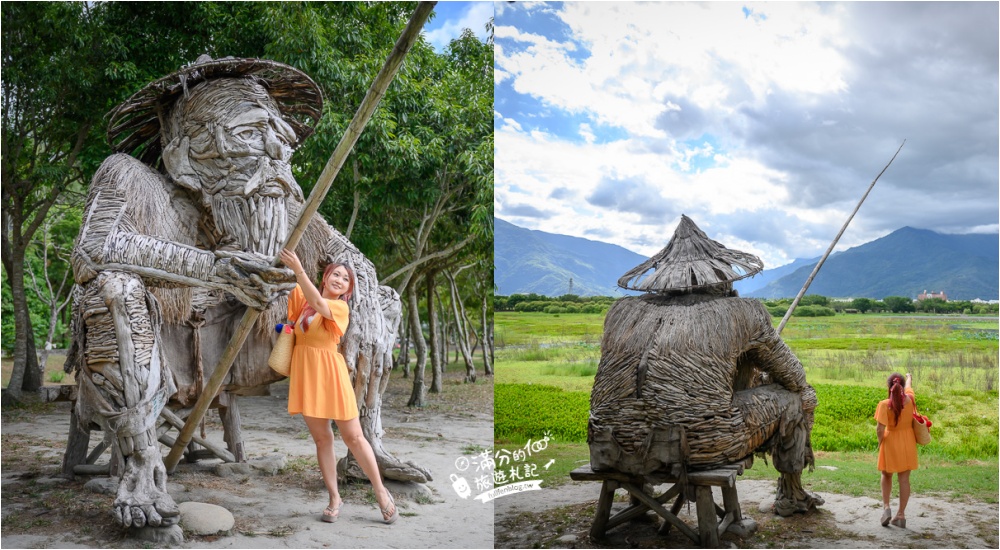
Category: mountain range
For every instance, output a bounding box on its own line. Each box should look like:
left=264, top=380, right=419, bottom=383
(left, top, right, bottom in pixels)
left=495, top=219, right=999, bottom=300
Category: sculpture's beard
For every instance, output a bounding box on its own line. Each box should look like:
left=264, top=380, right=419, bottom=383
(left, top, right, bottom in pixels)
left=204, top=157, right=301, bottom=257
left=210, top=192, right=289, bottom=256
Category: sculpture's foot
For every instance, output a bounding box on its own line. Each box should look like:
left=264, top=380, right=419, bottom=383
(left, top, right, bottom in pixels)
left=114, top=444, right=180, bottom=528
left=129, top=524, right=184, bottom=545
left=774, top=472, right=825, bottom=517
left=338, top=451, right=433, bottom=483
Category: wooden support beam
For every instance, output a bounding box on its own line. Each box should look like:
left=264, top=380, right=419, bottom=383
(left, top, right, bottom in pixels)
left=622, top=481, right=700, bottom=544
left=159, top=407, right=236, bottom=463
left=695, top=485, right=720, bottom=548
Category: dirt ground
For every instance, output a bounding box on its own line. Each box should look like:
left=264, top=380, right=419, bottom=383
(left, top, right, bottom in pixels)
left=1, top=367, right=494, bottom=549
left=495, top=475, right=999, bottom=549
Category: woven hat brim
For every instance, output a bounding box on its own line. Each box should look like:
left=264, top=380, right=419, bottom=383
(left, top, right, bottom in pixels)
left=107, top=58, right=323, bottom=166
left=617, top=215, right=764, bottom=292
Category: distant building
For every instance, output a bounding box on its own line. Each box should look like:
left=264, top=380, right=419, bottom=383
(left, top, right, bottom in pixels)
left=917, top=290, right=947, bottom=301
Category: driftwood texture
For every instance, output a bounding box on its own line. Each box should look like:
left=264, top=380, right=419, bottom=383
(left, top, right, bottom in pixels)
left=589, top=292, right=824, bottom=516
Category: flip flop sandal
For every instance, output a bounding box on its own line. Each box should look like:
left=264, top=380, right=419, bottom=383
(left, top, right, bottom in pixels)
left=890, top=517, right=906, bottom=528
left=381, top=491, right=398, bottom=525
left=880, top=507, right=892, bottom=527
left=322, top=502, right=344, bottom=523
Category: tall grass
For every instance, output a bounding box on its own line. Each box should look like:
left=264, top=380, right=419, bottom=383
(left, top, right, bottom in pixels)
left=495, top=312, right=1000, bottom=461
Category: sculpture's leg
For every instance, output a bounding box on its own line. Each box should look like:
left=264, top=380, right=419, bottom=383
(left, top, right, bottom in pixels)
left=75, top=272, right=180, bottom=531
left=736, top=384, right=824, bottom=516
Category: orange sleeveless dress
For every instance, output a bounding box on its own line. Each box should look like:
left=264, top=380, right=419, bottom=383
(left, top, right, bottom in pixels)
left=874, top=387, right=918, bottom=473
left=286, top=285, right=358, bottom=421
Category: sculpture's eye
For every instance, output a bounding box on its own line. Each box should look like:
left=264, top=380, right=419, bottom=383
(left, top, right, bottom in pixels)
left=237, top=128, right=259, bottom=141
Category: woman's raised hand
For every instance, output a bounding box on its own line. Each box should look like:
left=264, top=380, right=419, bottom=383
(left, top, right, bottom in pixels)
left=279, top=248, right=304, bottom=276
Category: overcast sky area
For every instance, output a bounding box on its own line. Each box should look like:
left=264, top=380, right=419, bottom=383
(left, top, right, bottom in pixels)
left=423, top=1, right=493, bottom=52
left=494, top=2, right=999, bottom=269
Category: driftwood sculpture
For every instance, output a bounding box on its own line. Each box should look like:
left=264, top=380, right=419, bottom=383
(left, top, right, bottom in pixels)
left=65, top=56, right=428, bottom=536
left=589, top=215, right=824, bottom=517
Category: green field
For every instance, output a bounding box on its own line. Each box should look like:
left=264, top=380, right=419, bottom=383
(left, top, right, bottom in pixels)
left=494, top=311, right=999, bottom=500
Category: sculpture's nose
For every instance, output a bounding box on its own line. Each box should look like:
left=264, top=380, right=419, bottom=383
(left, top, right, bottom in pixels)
left=264, top=125, right=291, bottom=162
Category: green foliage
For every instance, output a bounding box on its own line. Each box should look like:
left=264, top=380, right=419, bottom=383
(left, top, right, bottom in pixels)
left=494, top=384, right=589, bottom=443
left=851, top=297, right=874, bottom=313
left=799, top=294, right=830, bottom=307
left=497, top=294, right=615, bottom=314
left=794, top=305, right=836, bottom=317
left=883, top=296, right=916, bottom=313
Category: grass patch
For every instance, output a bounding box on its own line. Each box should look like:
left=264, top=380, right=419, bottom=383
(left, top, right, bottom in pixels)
left=494, top=384, right=588, bottom=443
left=742, top=451, right=999, bottom=503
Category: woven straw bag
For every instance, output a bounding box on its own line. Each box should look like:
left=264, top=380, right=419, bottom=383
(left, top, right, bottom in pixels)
left=268, top=323, right=295, bottom=376
left=911, top=397, right=932, bottom=445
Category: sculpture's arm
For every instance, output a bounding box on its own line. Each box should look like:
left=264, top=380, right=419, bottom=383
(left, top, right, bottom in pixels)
left=745, top=302, right=808, bottom=393
left=72, top=155, right=294, bottom=309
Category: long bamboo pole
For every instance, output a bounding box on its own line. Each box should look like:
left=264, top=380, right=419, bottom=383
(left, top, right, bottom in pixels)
left=776, top=140, right=905, bottom=335
left=165, top=2, right=437, bottom=472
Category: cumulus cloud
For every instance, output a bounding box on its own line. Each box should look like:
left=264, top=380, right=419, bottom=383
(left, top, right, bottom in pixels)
left=495, top=1, right=999, bottom=266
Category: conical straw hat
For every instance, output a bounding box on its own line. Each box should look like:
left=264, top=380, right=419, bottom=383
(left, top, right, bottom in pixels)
left=617, top=215, right=763, bottom=292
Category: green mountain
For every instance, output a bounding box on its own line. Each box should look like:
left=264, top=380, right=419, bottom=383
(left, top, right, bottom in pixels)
left=748, top=227, right=999, bottom=300
left=494, top=218, right=645, bottom=296
left=497, top=219, right=999, bottom=301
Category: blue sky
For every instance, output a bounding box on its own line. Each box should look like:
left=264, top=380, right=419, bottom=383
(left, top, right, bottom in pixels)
left=423, top=1, right=493, bottom=52
left=494, top=2, right=999, bottom=269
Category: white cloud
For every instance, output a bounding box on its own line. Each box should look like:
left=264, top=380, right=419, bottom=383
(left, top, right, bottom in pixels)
left=423, top=2, right=493, bottom=52
left=496, top=1, right=999, bottom=266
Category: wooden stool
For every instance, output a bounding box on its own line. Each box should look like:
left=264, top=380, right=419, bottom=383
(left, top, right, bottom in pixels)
left=570, top=461, right=753, bottom=548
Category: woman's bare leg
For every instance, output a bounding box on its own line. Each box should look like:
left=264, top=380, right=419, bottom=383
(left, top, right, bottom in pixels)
left=335, top=417, right=396, bottom=519
left=303, top=416, right=342, bottom=513
left=896, top=470, right=911, bottom=518
left=880, top=471, right=893, bottom=508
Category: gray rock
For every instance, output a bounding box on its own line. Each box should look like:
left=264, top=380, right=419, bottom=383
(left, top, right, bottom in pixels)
left=84, top=477, right=119, bottom=495
left=129, top=524, right=184, bottom=545
left=178, top=502, right=234, bottom=536
left=557, top=534, right=578, bottom=543
left=214, top=462, right=253, bottom=478
left=757, top=499, right=774, bottom=514
left=249, top=454, right=286, bottom=475
left=35, top=476, right=69, bottom=485
left=726, top=518, right=758, bottom=537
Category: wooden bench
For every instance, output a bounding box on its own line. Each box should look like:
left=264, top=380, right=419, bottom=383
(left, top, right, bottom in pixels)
left=570, top=460, right=755, bottom=548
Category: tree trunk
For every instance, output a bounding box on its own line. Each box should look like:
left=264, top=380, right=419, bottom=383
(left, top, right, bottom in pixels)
left=397, top=304, right=411, bottom=379
left=5, top=251, right=42, bottom=399
left=445, top=270, right=476, bottom=382
left=482, top=292, right=493, bottom=376
left=427, top=272, right=443, bottom=394
left=406, top=286, right=428, bottom=407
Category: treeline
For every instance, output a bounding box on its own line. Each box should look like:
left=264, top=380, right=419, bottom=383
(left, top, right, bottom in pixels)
left=495, top=294, right=616, bottom=314
left=763, top=295, right=1000, bottom=317
left=496, top=292, right=1000, bottom=317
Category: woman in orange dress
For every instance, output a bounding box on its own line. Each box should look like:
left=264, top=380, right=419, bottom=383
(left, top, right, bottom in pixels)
left=278, top=248, right=398, bottom=525
left=874, top=372, right=917, bottom=528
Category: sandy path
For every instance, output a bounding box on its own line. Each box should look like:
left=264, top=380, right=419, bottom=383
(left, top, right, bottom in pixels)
left=496, top=476, right=999, bottom=548
left=1, top=383, right=493, bottom=549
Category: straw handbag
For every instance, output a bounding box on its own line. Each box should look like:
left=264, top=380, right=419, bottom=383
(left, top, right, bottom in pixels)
left=268, top=323, right=295, bottom=376
left=911, top=397, right=932, bottom=445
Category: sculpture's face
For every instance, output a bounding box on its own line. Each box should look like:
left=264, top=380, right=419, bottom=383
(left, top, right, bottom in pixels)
left=164, top=79, right=304, bottom=256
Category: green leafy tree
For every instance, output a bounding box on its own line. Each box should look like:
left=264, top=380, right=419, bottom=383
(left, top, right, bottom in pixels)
left=851, top=297, right=874, bottom=313
left=883, top=296, right=916, bottom=313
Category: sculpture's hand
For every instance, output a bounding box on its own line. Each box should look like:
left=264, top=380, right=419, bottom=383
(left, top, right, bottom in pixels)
left=211, top=250, right=296, bottom=309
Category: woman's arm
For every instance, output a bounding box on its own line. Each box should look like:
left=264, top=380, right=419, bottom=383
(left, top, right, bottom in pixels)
left=877, top=422, right=885, bottom=447
left=905, top=372, right=912, bottom=390
left=279, top=248, right=332, bottom=319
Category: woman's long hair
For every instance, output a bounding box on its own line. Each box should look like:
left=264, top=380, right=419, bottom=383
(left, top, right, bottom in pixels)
left=886, top=372, right=906, bottom=426
left=300, top=262, right=354, bottom=331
